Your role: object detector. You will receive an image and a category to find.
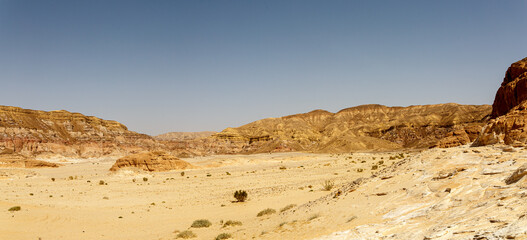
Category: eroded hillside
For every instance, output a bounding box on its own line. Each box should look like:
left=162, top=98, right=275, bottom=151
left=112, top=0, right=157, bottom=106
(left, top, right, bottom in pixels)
left=208, top=103, right=491, bottom=153
left=0, top=106, right=158, bottom=158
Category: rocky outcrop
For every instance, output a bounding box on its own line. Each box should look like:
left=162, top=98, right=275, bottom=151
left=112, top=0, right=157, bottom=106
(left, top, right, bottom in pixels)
left=154, top=131, right=216, bottom=141
left=474, top=57, right=527, bottom=146
left=491, top=57, right=527, bottom=118
left=109, top=151, right=192, bottom=172
left=208, top=104, right=491, bottom=153
left=0, top=106, right=159, bottom=158
left=0, top=150, right=60, bottom=168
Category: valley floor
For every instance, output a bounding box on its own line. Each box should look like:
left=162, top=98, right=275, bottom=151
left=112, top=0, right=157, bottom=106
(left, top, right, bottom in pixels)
left=1, top=146, right=527, bottom=240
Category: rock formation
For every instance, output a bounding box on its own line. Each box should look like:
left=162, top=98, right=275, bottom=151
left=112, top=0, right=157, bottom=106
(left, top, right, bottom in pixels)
left=0, top=150, right=60, bottom=168
left=109, top=151, right=192, bottom=172
left=474, top=57, right=527, bottom=146
left=0, top=106, right=159, bottom=158
left=207, top=103, right=490, bottom=153
left=154, top=131, right=216, bottom=141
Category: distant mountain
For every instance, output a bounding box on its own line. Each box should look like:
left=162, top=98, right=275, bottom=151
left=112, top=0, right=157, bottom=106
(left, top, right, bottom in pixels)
left=154, top=131, right=216, bottom=141
left=0, top=106, right=159, bottom=158
left=210, top=103, right=491, bottom=153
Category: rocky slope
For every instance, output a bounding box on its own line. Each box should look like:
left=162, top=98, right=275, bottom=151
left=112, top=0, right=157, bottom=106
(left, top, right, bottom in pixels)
left=208, top=104, right=491, bottom=153
left=475, top=57, right=527, bottom=146
left=0, top=106, right=158, bottom=158
left=109, top=151, right=192, bottom=172
left=154, top=131, right=216, bottom=141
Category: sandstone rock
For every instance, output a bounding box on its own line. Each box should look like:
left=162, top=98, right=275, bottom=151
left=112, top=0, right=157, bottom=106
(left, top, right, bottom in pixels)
left=109, top=151, right=192, bottom=172
left=0, top=105, right=159, bottom=158
left=492, top=57, right=527, bottom=118
left=0, top=152, right=60, bottom=168
left=505, top=164, right=527, bottom=185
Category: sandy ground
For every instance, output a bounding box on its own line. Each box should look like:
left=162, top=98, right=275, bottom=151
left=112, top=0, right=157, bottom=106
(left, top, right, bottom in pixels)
left=0, top=151, right=403, bottom=240
left=2, top=146, right=527, bottom=240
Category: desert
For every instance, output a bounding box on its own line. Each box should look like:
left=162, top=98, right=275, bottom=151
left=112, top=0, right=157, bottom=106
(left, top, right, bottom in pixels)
left=2, top=1, right=527, bottom=240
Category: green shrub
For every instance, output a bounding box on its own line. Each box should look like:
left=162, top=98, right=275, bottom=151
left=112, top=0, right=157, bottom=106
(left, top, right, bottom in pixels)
left=257, top=208, right=276, bottom=217
left=215, top=233, right=232, bottom=240
left=190, top=219, right=211, bottom=228
left=8, top=206, right=21, bottom=212
left=234, top=190, right=247, bottom=202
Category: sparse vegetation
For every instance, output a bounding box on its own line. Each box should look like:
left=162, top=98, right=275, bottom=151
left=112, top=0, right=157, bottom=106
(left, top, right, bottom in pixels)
left=308, top=214, right=320, bottom=221
left=176, top=230, right=197, bottom=239
left=280, top=204, right=296, bottom=212
left=143, top=177, right=148, bottom=182
left=323, top=180, right=335, bottom=191
left=51, top=178, right=55, bottom=182
left=191, top=219, right=212, bottom=228
left=371, top=165, right=378, bottom=170
left=357, top=168, right=364, bottom=172
left=257, top=208, right=276, bottom=217
left=234, top=190, right=248, bottom=202
left=279, top=166, right=286, bottom=170
left=223, top=220, right=242, bottom=228
left=215, top=233, right=232, bottom=240
left=8, top=206, right=21, bottom=212
left=181, top=171, right=185, bottom=176
left=99, top=180, right=105, bottom=185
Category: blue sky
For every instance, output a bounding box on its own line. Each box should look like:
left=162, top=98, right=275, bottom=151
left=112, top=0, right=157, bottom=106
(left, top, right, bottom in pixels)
left=1, top=1, right=526, bottom=135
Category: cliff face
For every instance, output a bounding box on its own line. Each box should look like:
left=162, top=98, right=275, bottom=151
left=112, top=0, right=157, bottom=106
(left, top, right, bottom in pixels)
left=0, top=106, right=157, bottom=158
left=209, top=103, right=491, bottom=153
left=475, top=57, right=527, bottom=146
left=491, top=57, right=527, bottom=118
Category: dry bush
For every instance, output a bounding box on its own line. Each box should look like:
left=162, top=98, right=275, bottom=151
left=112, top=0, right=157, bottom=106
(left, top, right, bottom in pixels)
left=323, top=180, right=335, bottom=191
left=234, top=190, right=247, bottom=202
left=257, top=208, right=276, bottom=217
left=280, top=204, right=296, bottom=212
left=215, top=233, right=232, bottom=240
left=223, top=220, right=242, bottom=228
left=8, top=206, right=21, bottom=212
left=176, top=230, right=196, bottom=239
left=191, top=219, right=212, bottom=228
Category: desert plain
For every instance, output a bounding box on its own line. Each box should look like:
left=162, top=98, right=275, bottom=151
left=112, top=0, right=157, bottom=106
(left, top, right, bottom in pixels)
left=2, top=144, right=527, bottom=240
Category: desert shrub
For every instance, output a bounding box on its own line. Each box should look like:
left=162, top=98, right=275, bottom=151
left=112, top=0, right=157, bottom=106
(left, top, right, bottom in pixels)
left=223, top=220, right=242, bottom=228
left=234, top=190, right=247, bottom=202
left=68, top=176, right=74, bottom=180
left=181, top=171, right=185, bottom=176
left=99, top=180, right=105, bottom=185
left=8, top=206, right=21, bottom=212
left=257, top=208, right=276, bottom=217
left=280, top=204, right=296, bottom=212
left=143, top=177, right=148, bottom=182
left=279, top=166, right=286, bottom=170
left=357, top=168, right=364, bottom=173
left=371, top=165, right=378, bottom=170
left=191, top=219, right=212, bottom=228
left=308, top=214, right=320, bottom=221
left=378, top=160, right=384, bottom=165
left=51, top=178, right=55, bottom=182
left=215, top=233, right=232, bottom=240
left=323, top=180, right=334, bottom=191
left=176, top=230, right=197, bottom=239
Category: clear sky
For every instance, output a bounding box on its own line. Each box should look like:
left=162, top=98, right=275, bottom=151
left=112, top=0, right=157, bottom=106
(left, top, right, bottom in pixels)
left=1, top=1, right=526, bottom=135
